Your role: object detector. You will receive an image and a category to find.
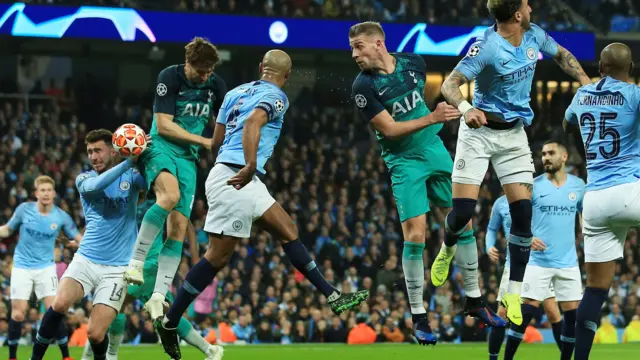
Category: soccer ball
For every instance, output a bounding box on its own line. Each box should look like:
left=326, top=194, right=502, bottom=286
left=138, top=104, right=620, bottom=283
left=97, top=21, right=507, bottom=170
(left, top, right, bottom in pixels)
left=112, top=123, right=147, bottom=157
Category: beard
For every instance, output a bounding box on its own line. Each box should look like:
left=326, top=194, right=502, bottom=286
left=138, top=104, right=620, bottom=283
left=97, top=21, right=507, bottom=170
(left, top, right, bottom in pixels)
left=544, top=163, right=560, bottom=174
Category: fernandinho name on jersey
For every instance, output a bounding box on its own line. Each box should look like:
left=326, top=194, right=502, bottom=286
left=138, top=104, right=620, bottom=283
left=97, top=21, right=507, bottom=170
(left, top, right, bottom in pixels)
left=151, top=64, right=227, bottom=160
left=352, top=53, right=439, bottom=161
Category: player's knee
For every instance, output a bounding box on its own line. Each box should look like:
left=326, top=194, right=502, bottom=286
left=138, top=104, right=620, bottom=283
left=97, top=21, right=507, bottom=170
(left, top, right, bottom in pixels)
left=508, top=199, right=533, bottom=238
left=51, top=298, right=70, bottom=314
left=205, top=243, right=234, bottom=268
left=87, top=325, right=107, bottom=344
left=446, top=198, right=477, bottom=232
left=11, top=310, right=25, bottom=322
left=157, top=189, right=180, bottom=210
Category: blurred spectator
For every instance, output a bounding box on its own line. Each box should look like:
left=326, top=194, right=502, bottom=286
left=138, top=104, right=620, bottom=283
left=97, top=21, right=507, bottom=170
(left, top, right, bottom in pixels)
left=595, top=316, right=619, bottom=344
left=623, top=315, right=640, bottom=343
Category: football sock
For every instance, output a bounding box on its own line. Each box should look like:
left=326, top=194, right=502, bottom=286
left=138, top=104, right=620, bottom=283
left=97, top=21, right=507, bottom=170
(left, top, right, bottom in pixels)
left=488, top=326, right=506, bottom=360
left=32, top=307, right=65, bottom=360
left=444, top=198, right=477, bottom=247
left=575, top=287, right=607, bottom=360
left=131, top=204, right=170, bottom=262
left=282, top=240, right=338, bottom=299
left=153, top=238, right=183, bottom=295
left=56, top=320, right=70, bottom=358
left=504, top=304, right=537, bottom=360
left=177, top=317, right=210, bottom=354
left=456, top=233, right=481, bottom=298
left=8, top=319, right=22, bottom=359
left=106, top=313, right=126, bottom=359
left=91, top=334, right=109, bottom=360
left=81, top=340, right=94, bottom=360
left=402, top=242, right=426, bottom=317
left=165, top=258, right=221, bottom=328
left=552, top=320, right=563, bottom=350
left=561, top=310, right=577, bottom=360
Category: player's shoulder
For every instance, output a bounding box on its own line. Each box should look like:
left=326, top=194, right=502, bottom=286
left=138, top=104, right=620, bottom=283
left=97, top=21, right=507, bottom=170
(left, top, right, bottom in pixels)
left=158, top=64, right=180, bottom=79
left=207, top=72, right=226, bottom=88
left=15, top=201, right=32, bottom=212
left=567, top=174, right=586, bottom=188
left=352, top=71, right=375, bottom=92
left=395, top=52, right=425, bottom=65
left=76, top=170, right=96, bottom=183
left=533, top=174, right=547, bottom=183
left=465, top=30, right=499, bottom=59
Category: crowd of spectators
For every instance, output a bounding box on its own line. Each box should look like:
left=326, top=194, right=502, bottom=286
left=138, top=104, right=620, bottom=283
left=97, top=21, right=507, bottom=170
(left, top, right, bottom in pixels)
left=0, top=66, right=639, bottom=348
left=27, top=0, right=588, bottom=31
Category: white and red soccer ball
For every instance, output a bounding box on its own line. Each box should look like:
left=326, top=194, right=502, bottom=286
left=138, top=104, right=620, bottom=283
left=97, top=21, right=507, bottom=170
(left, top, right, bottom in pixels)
left=112, top=123, right=147, bottom=157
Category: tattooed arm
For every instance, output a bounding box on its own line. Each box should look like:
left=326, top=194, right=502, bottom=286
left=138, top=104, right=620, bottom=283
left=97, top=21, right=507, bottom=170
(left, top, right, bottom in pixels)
left=554, top=45, right=591, bottom=85
left=441, top=70, right=469, bottom=108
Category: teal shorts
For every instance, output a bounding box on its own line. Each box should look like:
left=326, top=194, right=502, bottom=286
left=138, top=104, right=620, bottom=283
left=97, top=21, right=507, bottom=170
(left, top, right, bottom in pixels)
left=388, top=140, right=453, bottom=222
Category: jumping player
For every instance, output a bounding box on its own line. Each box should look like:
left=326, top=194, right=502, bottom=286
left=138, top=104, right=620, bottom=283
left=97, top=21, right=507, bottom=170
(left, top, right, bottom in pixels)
left=124, top=37, right=227, bottom=321
left=0, top=176, right=82, bottom=360
left=154, top=50, right=368, bottom=359
left=439, top=0, right=591, bottom=325
left=31, top=129, right=147, bottom=360
left=348, top=21, right=506, bottom=345
left=564, top=42, right=640, bottom=360
left=502, top=140, right=585, bottom=360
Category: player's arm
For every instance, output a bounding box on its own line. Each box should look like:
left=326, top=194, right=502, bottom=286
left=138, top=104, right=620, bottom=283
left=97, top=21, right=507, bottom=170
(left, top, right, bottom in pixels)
left=240, top=108, right=267, bottom=171
left=0, top=203, right=25, bottom=238
left=62, top=213, right=82, bottom=247
left=486, top=201, right=502, bottom=262
left=441, top=42, right=489, bottom=128
left=76, top=159, right=134, bottom=196
left=211, top=123, right=226, bottom=161
left=186, top=222, right=200, bottom=266
left=532, top=25, right=591, bottom=86
left=154, top=69, right=210, bottom=148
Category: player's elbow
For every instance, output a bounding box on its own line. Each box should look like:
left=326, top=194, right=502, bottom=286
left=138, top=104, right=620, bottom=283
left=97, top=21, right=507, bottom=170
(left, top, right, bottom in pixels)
left=155, top=114, right=173, bottom=135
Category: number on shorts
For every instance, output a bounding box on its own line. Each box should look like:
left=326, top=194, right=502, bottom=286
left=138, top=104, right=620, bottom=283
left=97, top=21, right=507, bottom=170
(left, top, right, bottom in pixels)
left=109, top=283, right=124, bottom=302
left=579, top=112, right=621, bottom=160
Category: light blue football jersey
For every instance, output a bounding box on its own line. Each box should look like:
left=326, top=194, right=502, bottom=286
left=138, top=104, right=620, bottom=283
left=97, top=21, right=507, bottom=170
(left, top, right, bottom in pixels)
left=565, top=77, right=640, bottom=191
left=486, top=195, right=511, bottom=263
left=454, top=23, right=558, bottom=125
left=76, top=159, right=145, bottom=266
left=7, top=202, right=79, bottom=269
left=529, top=174, right=585, bottom=268
left=215, top=80, right=289, bottom=174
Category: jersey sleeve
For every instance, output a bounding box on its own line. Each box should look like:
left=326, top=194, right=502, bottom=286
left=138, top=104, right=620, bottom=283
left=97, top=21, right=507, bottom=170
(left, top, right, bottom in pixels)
left=577, top=179, right=586, bottom=212
left=255, top=90, right=288, bottom=122
left=7, top=203, right=26, bottom=231
left=486, top=200, right=503, bottom=251
left=565, top=91, right=580, bottom=124
left=61, top=211, right=80, bottom=239
left=351, top=75, right=386, bottom=121
left=76, top=159, right=133, bottom=196
left=454, top=40, right=493, bottom=81
left=153, top=67, right=179, bottom=115
left=531, top=24, right=559, bottom=58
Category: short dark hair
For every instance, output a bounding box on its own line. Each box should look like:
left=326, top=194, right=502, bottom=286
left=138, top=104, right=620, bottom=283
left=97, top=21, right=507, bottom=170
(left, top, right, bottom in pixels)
left=543, top=139, right=568, bottom=152
left=85, top=129, right=113, bottom=146
left=349, top=21, right=385, bottom=40
left=487, top=0, right=523, bottom=22
left=185, top=37, right=220, bottom=70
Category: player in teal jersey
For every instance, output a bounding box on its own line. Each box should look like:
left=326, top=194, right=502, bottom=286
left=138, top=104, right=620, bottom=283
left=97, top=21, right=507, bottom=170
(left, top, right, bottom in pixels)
left=349, top=22, right=506, bottom=346
left=124, top=37, right=228, bottom=322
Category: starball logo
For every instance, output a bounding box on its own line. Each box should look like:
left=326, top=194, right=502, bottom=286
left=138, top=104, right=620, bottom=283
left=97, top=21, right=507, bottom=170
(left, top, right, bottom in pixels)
left=0, top=2, right=156, bottom=42
left=396, top=23, right=488, bottom=56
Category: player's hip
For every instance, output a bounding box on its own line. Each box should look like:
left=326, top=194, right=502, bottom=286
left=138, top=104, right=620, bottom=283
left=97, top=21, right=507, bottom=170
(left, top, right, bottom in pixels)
left=11, top=257, right=55, bottom=270
left=583, top=179, right=640, bottom=224
left=76, top=248, right=133, bottom=268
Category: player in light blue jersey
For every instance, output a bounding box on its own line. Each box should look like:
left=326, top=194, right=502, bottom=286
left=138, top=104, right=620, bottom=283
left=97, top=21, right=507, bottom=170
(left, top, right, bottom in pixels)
left=502, top=140, right=585, bottom=360
left=31, top=129, right=148, bottom=360
left=437, top=0, right=591, bottom=325
left=0, top=175, right=81, bottom=360
left=154, top=50, right=368, bottom=360
left=486, top=192, right=565, bottom=360
left=563, top=43, right=640, bottom=360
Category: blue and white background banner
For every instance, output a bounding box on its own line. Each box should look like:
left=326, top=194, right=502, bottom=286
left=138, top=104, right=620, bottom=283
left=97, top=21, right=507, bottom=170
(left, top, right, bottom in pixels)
left=0, top=2, right=596, bottom=60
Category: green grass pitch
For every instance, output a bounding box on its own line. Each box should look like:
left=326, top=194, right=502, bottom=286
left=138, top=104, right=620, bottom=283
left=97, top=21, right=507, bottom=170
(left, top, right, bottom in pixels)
left=3, top=343, right=639, bottom=360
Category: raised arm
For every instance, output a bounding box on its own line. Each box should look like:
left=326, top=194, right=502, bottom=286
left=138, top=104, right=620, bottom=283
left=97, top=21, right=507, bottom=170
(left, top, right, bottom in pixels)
left=76, top=159, right=133, bottom=196
left=554, top=45, right=591, bottom=86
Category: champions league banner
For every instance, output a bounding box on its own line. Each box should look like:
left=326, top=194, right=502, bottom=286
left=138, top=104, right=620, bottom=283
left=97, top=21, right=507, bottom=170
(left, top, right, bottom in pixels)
left=0, top=2, right=595, bottom=61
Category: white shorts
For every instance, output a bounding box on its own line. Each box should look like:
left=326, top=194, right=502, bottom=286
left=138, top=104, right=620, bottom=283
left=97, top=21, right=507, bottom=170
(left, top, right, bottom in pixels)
left=452, top=118, right=534, bottom=186
left=62, top=254, right=128, bottom=311
left=582, top=180, right=640, bottom=263
left=10, top=265, right=58, bottom=300
left=522, top=265, right=581, bottom=302
left=204, top=163, right=276, bottom=238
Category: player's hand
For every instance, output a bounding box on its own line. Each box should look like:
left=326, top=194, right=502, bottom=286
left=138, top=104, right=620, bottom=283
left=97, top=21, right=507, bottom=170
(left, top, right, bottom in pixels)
left=532, top=237, right=547, bottom=251
left=66, top=240, right=79, bottom=249
left=431, top=102, right=462, bottom=123
left=201, top=137, right=213, bottom=151
left=488, top=246, right=500, bottom=263
left=227, top=165, right=256, bottom=190
left=464, top=108, right=487, bottom=129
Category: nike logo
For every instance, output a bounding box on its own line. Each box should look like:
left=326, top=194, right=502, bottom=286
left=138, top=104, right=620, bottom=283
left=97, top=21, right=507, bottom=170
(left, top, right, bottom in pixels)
left=539, top=194, right=549, bottom=198
left=179, top=91, right=186, bottom=95
left=467, top=261, right=477, bottom=266
left=502, top=60, right=512, bottom=66
left=165, top=275, right=173, bottom=279
left=378, top=88, right=389, bottom=96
